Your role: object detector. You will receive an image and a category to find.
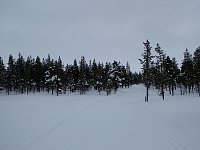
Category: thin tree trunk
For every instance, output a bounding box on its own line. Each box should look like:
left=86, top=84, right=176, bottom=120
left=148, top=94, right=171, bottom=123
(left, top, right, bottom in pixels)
left=146, top=85, right=149, bottom=102
left=57, top=86, right=59, bottom=96
left=161, top=83, right=164, bottom=100
left=27, top=86, right=29, bottom=95
left=172, top=84, right=174, bottom=96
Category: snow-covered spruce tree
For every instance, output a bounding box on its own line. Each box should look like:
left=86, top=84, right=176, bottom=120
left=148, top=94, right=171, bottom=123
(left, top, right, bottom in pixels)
left=193, top=46, right=200, bottom=96
left=181, top=49, right=194, bottom=93
left=45, top=68, right=51, bottom=94
left=110, top=61, right=121, bottom=93
left=120, top=65, right=127, bottom=88
left=54, top=57, right=64, bottom=96
left=103, top=60, right=126, bottom=95
left=155, top=43, right=166, bottom=100
left=44, top=56, right=63, bottom=96
left=139, top=40, right=154, bottom=102
left=103, top=62, right=112, bottom=95
left=44, top=55, right=56, bottom=95
left=70, top=59, right=79, bottom=93
left=78, top=56, right=88, bottom=95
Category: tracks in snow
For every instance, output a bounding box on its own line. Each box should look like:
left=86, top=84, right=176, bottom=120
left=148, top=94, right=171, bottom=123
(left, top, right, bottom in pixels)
left=137, top=103, right=197, bottom=150
left=24, top=98, right=105, bottom=150
left=23, top=96, right=199, bottom=150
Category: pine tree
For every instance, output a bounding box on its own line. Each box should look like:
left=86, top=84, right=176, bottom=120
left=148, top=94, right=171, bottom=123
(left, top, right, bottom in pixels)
left=44, top=54, right=55, bottom=94
left=139, top=40, right=154, bottom=102
left=103, top=62, right=112, bottom=95
left=54, top=56, right=64, bottom=96
left=110, top=61, right=121, bottom=93
left=164, top=56, right=179, bottom=96
left=181, top=49, right=194, bottom=93
left=24, top=56, right=33, bottom=94
left=91, top=59, right=98, bottom=90
left=5, top=55, right=15, bottom=94
left=66, top=64, right=73, bottom=92
left=78, top=56, right=87, bottom=94
left=96, top=62, right=104, bottom=94
left=34, top=56, right=44, bottom=92
left=171, top=57, right=180, bottom=91
left=15, top=53, right=25, bottom=93
left=1, top=54, right=137, bottom=96
left=70, top=59, right=79, bottom=92
left=155, top=43, right=166, bottom=100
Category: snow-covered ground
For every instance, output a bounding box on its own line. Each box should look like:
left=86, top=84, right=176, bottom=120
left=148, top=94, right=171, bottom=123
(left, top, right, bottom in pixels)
left=0, top=85, right=200, bottom=150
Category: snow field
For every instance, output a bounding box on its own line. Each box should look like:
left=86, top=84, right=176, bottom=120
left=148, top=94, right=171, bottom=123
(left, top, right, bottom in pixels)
left=0, top=85, right=200, bottom=150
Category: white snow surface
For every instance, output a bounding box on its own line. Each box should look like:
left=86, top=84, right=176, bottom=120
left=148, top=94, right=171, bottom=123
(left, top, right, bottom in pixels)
left=0, top=85, right=200, bottom=150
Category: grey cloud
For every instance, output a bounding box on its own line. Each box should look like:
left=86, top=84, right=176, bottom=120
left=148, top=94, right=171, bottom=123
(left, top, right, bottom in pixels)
left=0, top=0, right=200, bottom=71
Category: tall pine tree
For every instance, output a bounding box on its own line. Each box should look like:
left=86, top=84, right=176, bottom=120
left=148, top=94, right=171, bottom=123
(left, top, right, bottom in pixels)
left=155, top=43, right=166, bottom=100
left=139, top=40, right=154, bottom=102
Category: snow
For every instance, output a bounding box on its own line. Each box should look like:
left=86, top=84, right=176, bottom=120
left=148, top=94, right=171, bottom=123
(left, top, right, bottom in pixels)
left=0, top=85, right=200, bottom=150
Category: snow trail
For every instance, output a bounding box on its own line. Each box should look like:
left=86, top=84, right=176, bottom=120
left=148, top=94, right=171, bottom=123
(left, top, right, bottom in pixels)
left=0, top=85, right=200, bottom=150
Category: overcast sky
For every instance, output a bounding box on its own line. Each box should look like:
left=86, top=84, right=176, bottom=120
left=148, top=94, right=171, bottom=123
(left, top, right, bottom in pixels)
left=0, top=0, right=200, bottom=71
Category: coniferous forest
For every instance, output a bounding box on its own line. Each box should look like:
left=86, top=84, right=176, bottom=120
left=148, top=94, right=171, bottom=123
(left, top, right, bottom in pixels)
left=0, top=40, right=200, bottom=98
left=0, top=54, right=142, bottom=96
left=140, top=40, right=200, bottom=101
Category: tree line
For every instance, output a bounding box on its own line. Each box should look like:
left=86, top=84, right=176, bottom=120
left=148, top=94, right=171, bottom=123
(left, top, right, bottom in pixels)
left=140, top=40, right=200, bottom=102
left=0, top=54, right=142, bottom=96
left=1, top=40, right=200, bottom=98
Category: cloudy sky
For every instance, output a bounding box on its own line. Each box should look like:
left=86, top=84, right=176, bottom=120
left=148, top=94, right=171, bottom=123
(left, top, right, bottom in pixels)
left=0, top=0, right=200, bottom=71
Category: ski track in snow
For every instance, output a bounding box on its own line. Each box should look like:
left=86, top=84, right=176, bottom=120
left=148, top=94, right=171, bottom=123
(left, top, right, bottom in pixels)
left=137, top=104, right=189, bottom=150
left=23, top=98, right=105, bottom=150
left=1, top=85, right=200, bottom=150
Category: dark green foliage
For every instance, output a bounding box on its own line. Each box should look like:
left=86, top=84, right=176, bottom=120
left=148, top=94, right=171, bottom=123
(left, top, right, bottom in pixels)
left=154, top=43, right=166, bottom=100
left=139, top=40, right=154, bottom=102
left=2, top=41, right=199, bottom=98
left=5, top=55, right=15, bottom=94
left=34, top=56, right=44, bottom=92
left=163, top=56, right=179, bottom=96
left=0, top=54, right=136, bottom=95
left=181, top=49, right=194, bottom=93
left=138, top=41, right=200, bottom=100
left=15, top=53, right=25, bottom=93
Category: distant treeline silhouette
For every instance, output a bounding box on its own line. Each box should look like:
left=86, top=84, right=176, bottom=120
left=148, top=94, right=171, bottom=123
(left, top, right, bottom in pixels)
left=0, top=54, right=141, bottom=96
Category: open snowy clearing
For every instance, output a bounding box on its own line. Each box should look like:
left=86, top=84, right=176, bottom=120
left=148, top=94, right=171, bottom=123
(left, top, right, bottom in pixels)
left=0, top=85, right=200, bottom=150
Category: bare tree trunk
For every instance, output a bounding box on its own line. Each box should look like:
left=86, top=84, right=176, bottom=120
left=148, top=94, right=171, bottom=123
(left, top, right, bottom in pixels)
left=172, top=84, right=174, bottom=96
left=161, top=83, right=164, bottom=100
left=146, top=85, right=149, bottom=102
